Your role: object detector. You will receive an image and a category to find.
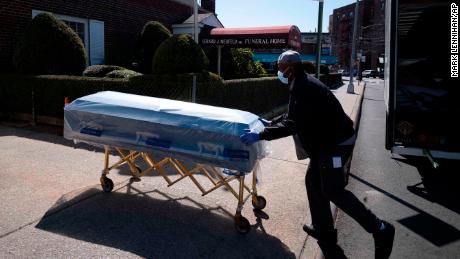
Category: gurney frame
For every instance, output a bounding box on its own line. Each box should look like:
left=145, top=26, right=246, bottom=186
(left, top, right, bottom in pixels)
left=99, top=145, right=266, bottom=234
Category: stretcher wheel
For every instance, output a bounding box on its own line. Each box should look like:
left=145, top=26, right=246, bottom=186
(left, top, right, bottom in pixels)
left=252, top=195, right=267, bottom=210
left=102, top=177, right=114, bottom=193
left=234, top=216, right=250, bottom=234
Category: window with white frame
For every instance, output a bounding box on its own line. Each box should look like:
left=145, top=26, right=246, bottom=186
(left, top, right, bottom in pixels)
left=32, top=10, right=105, bottom=65
left=63, top=20, right=85, bottom=42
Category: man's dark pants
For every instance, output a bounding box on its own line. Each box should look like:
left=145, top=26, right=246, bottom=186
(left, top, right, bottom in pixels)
left=305, top=144, right=380, bottom=241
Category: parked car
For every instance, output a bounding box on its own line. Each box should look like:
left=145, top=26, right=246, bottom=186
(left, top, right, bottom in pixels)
left=341, top=69, right=358, bottom=77
left=362, top=69, right=378, bottom=78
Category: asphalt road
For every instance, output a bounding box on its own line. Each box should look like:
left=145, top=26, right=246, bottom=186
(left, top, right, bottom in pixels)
left=336, top=78, right=460, bottom=258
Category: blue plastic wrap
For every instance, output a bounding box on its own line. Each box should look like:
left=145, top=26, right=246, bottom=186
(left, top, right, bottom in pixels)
left=64, top=91, right=269, bottom=172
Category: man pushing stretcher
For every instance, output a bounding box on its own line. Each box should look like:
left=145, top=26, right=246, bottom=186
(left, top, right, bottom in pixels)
left=240, top=50, right=395, bottom=259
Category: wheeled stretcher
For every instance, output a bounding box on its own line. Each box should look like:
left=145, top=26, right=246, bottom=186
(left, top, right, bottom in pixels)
left=64, top=91, right=269, bottom=233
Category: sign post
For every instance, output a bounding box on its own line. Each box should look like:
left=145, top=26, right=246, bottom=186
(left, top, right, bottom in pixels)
left=348, top=0, right=360, bottom=94
left=314, top=0, right=324, bottom=79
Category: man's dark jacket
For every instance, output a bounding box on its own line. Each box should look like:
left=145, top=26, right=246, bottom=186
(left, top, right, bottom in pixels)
left=259, top=72, right=355, bottom=156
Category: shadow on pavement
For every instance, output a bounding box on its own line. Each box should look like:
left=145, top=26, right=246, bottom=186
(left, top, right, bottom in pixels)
left=398, top=156, right=460, bottom=215
left=0, top=124, right=221, bottom=180
left=0, top=122, right=105, bottom=153
left=36, top=184, right=295, bottom=258
left=349, top=172, right=460, bottom=247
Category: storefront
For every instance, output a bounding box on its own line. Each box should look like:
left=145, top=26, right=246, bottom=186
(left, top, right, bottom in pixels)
left=200, top=25, right=301, bottom=74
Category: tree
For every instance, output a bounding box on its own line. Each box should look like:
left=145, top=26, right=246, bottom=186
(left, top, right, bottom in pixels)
left=152, top=34, right=209, bottom=74
left=137, top=21, right=172, bottom=73
left=14, top=12, right=87, bottom=75
left=221, top=48, right=266, bottom=79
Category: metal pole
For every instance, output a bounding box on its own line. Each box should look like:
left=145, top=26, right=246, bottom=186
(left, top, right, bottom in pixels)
left=193, top=0, right=198, bottom=43
left=192, top=74, right=197, bottom=103
left=217, top=45, right=222, bottom=76
left=315, top=0, right=324, bottom=79
left=347, top=0, right=359, bottom=94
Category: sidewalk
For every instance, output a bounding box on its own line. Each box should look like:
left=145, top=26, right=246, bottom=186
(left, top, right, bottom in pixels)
left=0, top=80, right=365, bottom=258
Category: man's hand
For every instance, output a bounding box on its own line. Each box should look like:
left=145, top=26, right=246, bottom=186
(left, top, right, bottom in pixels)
left=240, top=131, right=260, bottom=145
left=259, top=118, right=272, bottom=127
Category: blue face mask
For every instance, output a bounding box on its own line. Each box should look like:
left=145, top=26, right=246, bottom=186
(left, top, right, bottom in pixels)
left=277, top=70, right=289, bottom=84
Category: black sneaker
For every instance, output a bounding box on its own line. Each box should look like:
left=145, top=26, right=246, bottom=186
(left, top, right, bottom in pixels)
left=303, top=224, right=319, bottom=239
left=373, top=221, right=395, bottom=259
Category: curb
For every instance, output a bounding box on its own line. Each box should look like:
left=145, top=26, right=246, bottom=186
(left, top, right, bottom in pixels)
left=309, top=81, right=366, bottom=259
left=350, top=81, right=366, bottom=130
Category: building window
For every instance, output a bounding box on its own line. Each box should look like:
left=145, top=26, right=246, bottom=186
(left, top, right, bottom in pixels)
left=63, top=21, right=85, bottom=42
left=349, top=12, right=354, bottom=17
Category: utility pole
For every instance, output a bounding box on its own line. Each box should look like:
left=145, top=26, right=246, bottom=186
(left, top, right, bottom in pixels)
left=315, top=0, right=324, bottom=79
left=347, top=0, right=359, bottom=94
left=193, top=0, right=199, bottom=43
left=192, top=0, right=199, bottom=102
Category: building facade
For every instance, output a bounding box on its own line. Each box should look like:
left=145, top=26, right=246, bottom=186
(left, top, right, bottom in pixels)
left=0, top=0, right=216, bottom=72
left=330, top=0, right=385, bottom=70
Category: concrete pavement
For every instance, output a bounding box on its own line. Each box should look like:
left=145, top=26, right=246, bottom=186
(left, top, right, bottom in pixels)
left=0, top=80, right=365, bottom=258
left=336, top=78, right=460, bottom=258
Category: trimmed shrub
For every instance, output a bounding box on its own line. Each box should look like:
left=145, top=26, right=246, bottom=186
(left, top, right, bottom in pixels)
left=83, top=65, right=125, bottom=77
left=137, top=21, right=172, bottom=73
left=320, top=64, right=330, bottom=75
left=152, top=34, right=209, bottom=74
left=0, top=72, right=221, bottom=119
left=13, top=13, right=87, bottom=75
left=319, top=73, right=343, bottom=89
left=0, top=73, right=289, bottom=122
left=220, top=48, right=267, bottom=80
left=302, top=61, right=316, bottom=74
left=106, top=69, right=142, bottom=79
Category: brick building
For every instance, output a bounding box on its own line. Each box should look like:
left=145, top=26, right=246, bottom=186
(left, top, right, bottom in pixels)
left=0, top=0, right=216, bottom=72
left=329, top=0, right=385, bottom=70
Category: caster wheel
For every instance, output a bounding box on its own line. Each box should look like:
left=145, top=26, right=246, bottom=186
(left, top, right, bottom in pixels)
left=101, top=177, right=114, bottom=193
left=234, top=216, right=250, bottom=234
left=252, top=195, right=267, bottom=210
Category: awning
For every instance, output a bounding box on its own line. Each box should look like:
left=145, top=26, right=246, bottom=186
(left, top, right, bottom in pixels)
left=253, top=53, right=339, bottom=65
left=200, top=25, right=301, bottom=50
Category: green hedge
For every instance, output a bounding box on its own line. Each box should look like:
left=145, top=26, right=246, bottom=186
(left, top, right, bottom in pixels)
left=0, top=74, right=196, bottom=118
left=83, top=65, right=126, bottom=77
left=198, top=77, right=288, bottom=115
left=319, top=73, right=343, bottom=89
left=106, top=69, right=142, bottom=79
left=0, top=74, right=288, bottom=122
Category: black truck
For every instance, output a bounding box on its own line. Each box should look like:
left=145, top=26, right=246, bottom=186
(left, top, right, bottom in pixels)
left=385, top=0, right=460, bottom=166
